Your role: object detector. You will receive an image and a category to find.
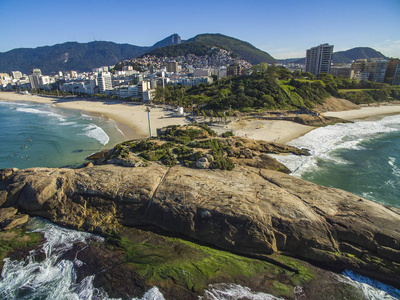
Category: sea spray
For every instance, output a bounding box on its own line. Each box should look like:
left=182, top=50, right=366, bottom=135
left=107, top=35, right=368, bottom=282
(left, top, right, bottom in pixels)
left=0, top=218, right=166, bottom=300
left=339, top=270, right=400, bottom=300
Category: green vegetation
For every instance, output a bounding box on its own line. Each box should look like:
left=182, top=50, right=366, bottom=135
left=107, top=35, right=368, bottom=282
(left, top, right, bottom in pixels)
left=143, top=33, right=277, bottom=65
left=142, top=41, right=221, bottom=58
left=154, top=64, right=332, bottom=110
left=109, top=125, right=235, bottom=170
left=112, top=227, right=316, bottom=298
left=0, top=229, right=43, bottom=269
left=0, top=41, right=149, bottom=74
left=188, top=33, right=277, bottom=64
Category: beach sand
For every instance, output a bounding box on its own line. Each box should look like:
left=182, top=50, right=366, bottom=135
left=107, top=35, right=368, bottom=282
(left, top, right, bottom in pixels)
left=0, top=92, right=190, bottom=140
left=324, top=104, right=400, bottom=121
left=210, top=119, right=314, bottom=144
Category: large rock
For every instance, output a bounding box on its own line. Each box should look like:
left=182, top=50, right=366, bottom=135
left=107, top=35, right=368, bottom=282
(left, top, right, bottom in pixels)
left=0, top=164, right=399, bottom=288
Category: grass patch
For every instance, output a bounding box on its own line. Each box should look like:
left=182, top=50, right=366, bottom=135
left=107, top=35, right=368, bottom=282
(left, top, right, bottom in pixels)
left=113, top=229, right=317, bottom=298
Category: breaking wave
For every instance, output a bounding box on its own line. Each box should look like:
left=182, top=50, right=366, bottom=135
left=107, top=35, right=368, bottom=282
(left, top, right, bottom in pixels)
left=80, top=124, right=110, bottom=145
left=271, top=115, right=400, bottom=176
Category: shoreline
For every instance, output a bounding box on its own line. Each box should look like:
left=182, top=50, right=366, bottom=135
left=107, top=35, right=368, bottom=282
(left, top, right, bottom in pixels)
left=324, top=104, right=400, bottom=121
left=2, top=91, right=400, bottom=145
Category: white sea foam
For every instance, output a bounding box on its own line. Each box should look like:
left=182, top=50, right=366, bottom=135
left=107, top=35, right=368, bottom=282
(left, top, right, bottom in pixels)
left=338, top=270, right=400, bottom=300
left=16, top=107, right=66, bottom=122
left=58, top=121, right=77, bottom=126
left=80, top=124, right=110, bottom=145
left=271, top=115, right=400, bottom=176
left=0, top=218, right=109, bottom=300
left=131, top=287, right=165, bottom=300
left=200, top=283, right=283, bottom=300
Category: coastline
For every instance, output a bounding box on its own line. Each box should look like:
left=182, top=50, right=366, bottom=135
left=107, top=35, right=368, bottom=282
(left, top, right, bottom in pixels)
left=324, top=104, right=400, bottom=121
left=2, top=91, right=400, bottom=145
left=0, top=92, right=315, bottom=144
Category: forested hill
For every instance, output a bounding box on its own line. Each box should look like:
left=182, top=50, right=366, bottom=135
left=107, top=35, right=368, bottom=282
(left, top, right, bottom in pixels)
left=332, top=47, right=387, bottom=63
left=0, top=41, right=150, bottom=74
left=154, top=65, right=333, bottom=110
left=143, top=34, right=277, bottom=65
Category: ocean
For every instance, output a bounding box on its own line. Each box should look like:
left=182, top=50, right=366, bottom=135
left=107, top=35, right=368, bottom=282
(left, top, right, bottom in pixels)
left=272, top=113, right=400, bottom=209
left=0, top=100, right=127, bottom=170
left=0, top=101, right=399, bottom=299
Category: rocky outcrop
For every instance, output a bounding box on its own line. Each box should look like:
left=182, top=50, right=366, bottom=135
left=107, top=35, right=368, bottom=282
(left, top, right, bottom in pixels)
left=1, top=164, right=399, bottom=288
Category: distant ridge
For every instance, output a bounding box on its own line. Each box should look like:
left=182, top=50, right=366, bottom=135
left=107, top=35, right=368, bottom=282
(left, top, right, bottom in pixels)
left=279, top=47, right=388, bottom=65
left=0, top=41, right=150, bottom=74
left=332, top=47, right=387, bottom=63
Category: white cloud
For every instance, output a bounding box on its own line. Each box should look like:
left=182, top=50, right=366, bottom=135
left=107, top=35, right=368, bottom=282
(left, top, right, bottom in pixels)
left=372, top=40, right=400, bottom=57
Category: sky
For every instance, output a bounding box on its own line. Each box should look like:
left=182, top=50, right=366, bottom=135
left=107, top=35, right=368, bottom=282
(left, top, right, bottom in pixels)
left=0, top=0, right=399, bottom=59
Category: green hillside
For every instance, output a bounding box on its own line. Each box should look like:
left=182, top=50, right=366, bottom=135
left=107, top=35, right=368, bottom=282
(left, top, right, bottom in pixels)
left=0, top=41, right=150, bottom=74
left=142, top=41, right=221, bottom=58
left=144, top=33, right=277, bottom=65
left=188, top=34, right=277, bottom=64
left=332, top=47, right=387, bottom=63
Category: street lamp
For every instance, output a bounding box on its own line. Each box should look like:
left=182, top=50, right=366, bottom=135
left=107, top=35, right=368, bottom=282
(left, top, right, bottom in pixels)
left=146, top=107, right=151, bottom=138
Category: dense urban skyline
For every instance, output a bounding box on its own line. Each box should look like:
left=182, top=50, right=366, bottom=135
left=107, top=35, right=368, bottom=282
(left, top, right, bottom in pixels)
left=0, top=0, right=399, bottom=59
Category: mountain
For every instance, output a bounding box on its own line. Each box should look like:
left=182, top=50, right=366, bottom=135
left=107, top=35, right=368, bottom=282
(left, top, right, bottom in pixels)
left=0, top=41, right=150, bottom=74
left=0, top=33, right=276, bottom=74
left=332, top=47, right=387, bottom=64
left=279, top=47, right=387, bottom=65
left=149, top=33, right=182, bottom=51
left=143, top=33, right=277, bottom=65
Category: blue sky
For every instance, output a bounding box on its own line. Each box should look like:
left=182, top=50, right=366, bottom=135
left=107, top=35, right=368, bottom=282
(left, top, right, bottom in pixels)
left=0, top=0, right=399, bottom=59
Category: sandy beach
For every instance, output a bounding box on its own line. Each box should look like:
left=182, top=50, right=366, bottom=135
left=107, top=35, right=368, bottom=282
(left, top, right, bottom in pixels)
left=0, top=92, right=190, bottom=140
left=2, top=91, right=400, bottom=145
left=324, top=104, right=400, bottom=121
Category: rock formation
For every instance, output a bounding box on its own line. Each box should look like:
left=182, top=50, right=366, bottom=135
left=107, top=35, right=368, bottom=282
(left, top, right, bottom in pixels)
left=1, top=163, right=399, bottom=289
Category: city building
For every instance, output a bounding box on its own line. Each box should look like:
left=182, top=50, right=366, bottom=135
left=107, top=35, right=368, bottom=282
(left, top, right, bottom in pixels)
left=32, top=68, right=42, bottom=76
left=28, top=74, right=40, bottom=90
left=227, top=64, right=242, bottom=76
left=97, top=72, right=113, bottom=94
left=330, top=64, right=351, bottom=77
left=305, top=43, right=334, bottom=76
left=166, top=61, right=179, bottom=73
left=384, top=58, right=400, bottom=84
left=350, top=59, right=389, bottom=83
left=12, top=71, right=22, bottom=80
left=393, top=63, right=400, bottom=85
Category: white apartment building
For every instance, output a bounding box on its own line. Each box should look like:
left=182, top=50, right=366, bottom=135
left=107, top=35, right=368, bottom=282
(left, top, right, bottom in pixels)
left=305, top=43, right=334, bottom=76
left=97, top=72, right=113, bottom=94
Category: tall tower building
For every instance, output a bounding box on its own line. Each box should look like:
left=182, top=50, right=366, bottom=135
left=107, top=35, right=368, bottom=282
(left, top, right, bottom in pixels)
left=97, top=72, right=112, bottom=94
left=166, top=62, right=179, bottom=73
left=305, top=43, right=334, bottom=76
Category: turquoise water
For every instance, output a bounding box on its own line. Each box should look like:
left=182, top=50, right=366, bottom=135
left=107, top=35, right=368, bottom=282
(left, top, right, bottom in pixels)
left=0, top=100, right=126, bottom=169
left=273, top=114, right=400, bottom=209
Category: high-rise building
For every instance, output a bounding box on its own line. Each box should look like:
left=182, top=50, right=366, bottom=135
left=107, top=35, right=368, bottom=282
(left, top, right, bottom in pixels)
left=384, top=58, right=400, bottom=84
left=305, top=43, right=334, bottom=76
left=393, top=63, right=400, bottom=86
left=350, top=59, right=389, bottom=83
left=166, top=62, right=179, bottom=73
left=32, top=69, right=42, bottom=76
left=28, top=74, right=40, bottom=90
left=12, top=71, right=22, bottom=80
left=97, top=72, right=113, bottom=94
